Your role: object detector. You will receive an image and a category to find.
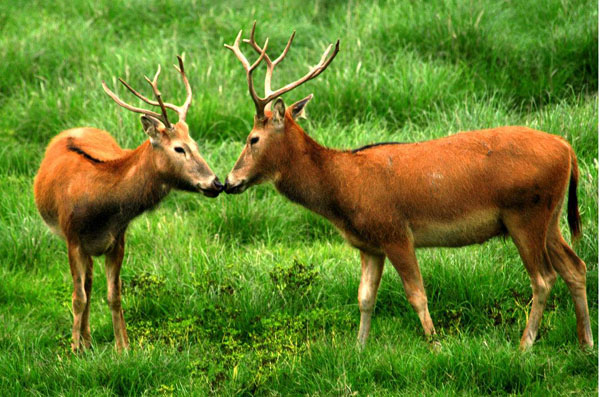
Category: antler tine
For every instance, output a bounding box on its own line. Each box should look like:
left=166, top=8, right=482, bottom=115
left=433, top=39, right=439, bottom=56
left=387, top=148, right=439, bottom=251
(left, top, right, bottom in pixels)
left=226, top=24, right=338, bottom=119
left=118, top=77, right=169, bottom=112
left=226, top=29, right=269, bottom=72
left=272, top=31, right=296, bottom=66
left=116, top=57, right=192, bottom=123
left=144, top=65, right=172, bottom=129
left=263, top=39, right=340, bottom=105
left=264, top=31, right=295, bottom=110
left=172, top=55, right=192, bottom=121
left=224, top=30, right=250, bottom=69
left=243, top=23, right=296, bottom=109
left=243, top=22, right=295, bottom=68
left=243, top=22, right=271, bottom=66
left=249, top=38, right=269, bottom=70
left=225, top=29, right=270, bottom=118
left=102, top=81, right=165, bottom=121
left=315, top=40, right=340, bottom=73
left=244, top=26, right=296, bottom=110
left=104, top=56, right=196, bottom=127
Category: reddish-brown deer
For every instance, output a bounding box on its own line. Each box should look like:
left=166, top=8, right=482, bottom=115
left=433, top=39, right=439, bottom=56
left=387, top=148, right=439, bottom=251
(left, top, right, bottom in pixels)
left=223, top=24, right=593, bottom=350
left=34, top=56, right=223, bottom=352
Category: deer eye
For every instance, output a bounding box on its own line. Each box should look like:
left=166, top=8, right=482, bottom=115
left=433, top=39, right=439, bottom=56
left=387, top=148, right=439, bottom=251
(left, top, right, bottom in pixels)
left=174, top=146, right=185, bottom=154
left=250, top=137, right=259, bottom=145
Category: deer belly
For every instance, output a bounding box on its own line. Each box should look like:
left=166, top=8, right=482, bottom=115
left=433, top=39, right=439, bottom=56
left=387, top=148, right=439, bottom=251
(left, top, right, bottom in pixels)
left=339, top=229, right=385, bottom=255
left=411, top=209, right=504, bottom=248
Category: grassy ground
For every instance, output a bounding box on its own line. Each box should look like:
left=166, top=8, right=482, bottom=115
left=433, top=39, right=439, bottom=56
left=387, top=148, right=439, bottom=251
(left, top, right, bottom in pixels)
left=0, top=0, right=597, bottom=395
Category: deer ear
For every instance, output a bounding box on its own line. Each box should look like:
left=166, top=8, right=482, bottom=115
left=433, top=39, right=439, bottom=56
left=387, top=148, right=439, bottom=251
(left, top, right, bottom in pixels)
left=289, top=94, right=313, bottom=120
left=140, top=115, right=163, bottom=144
left=272, top=98, right=286, bottom=127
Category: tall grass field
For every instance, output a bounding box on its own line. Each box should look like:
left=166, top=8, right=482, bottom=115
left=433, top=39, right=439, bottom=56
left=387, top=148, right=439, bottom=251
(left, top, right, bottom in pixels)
left=0, top=0, right=597, bottom=395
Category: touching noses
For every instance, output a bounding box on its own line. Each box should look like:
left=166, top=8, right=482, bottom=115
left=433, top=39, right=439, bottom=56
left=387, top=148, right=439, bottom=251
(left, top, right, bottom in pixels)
left=197, top=175, right=224, bottom=197
left=189, top=151, right=224, bottom=196
left=223, top=174, right=245, bottom=195
left=212, top=176, right=224, bottom=191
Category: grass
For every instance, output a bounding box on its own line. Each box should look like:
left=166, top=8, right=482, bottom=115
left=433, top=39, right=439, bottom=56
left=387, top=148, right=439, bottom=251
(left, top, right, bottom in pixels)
left=0, top=0, right=597, bottom=395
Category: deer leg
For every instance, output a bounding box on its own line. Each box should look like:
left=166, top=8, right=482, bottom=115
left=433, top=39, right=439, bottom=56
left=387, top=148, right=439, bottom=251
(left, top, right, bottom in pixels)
left=67, top=243, right=92, bottom=352
left=519, top=255, right=556, bottom=350
left=80, top=256, right=94, bottom=349
left=384, top=240, right=436, bottom=338
left=357, top=251, right=385, bottom=347
left=546, top=226, right=593, bottom=349
left=505, top=215, right=557, bottom=350
left=105, top=233, right=129, bottom=351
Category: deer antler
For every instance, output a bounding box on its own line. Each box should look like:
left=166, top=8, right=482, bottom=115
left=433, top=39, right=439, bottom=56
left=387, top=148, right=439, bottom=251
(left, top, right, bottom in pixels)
left=225, top=23, right=339, bottom=121
left=224, top=30, right=269, bottom=119
left=243, top=22, right=295, bottom=110
left=102, top=55, right=193, bottom=128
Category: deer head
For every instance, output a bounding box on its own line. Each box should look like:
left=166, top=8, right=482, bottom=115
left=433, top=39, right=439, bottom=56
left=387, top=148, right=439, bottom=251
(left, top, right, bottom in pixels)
left=223, top=23, right=339, bottom=193
left=102, top=56, right=223, bottom=196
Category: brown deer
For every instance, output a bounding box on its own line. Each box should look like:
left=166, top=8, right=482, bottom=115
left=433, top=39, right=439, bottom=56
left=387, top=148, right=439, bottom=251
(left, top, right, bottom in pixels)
left=34, top=56, right=223, bottom=352
left=223, top=24, right=593, bottom=350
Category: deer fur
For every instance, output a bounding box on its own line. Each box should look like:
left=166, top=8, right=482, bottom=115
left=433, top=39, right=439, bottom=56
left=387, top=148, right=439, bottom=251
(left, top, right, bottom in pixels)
left=224, top=97, right=593, bottom=350
left=34, top=56, right=223, bottom=352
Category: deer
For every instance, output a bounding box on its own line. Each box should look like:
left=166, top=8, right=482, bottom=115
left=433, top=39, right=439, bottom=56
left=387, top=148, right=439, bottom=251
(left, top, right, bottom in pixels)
left=223, top=23, right=593, bottom=351
left=33, top=55, right=224, bottom=352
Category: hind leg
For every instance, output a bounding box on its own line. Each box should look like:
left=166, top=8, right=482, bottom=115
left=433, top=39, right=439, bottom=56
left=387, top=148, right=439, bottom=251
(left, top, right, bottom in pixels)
left=546, top=225, right=593, bottom=348
left=105, top=233, right=129, bottom=351
left=504, top=213, right=557, bottom=350
left=67, top=242, right=93, bottom=352
left=79, top=257, right=93, bottom=349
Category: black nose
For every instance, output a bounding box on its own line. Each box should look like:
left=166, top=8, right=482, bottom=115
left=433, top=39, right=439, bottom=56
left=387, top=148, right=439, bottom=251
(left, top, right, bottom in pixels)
left=212, top=177, right=224, bottom=192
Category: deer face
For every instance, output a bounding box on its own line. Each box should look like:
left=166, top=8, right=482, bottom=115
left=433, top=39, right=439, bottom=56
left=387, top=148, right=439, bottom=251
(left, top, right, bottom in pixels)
left=224, top=96, right=311, bottom=194
left=223, top=116, right=280, bottom=194
left=142, top=116, right=223, bottom=197
left=223, top=23, right=337, bottom=193
left=103, top=55, right=223, bottom=197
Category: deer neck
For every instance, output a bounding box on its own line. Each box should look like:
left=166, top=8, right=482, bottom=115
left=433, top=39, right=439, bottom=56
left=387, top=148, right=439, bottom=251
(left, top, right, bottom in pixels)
left=106, top=140, right=171, bottom=218
left=273, top=130, right=339, bottom=218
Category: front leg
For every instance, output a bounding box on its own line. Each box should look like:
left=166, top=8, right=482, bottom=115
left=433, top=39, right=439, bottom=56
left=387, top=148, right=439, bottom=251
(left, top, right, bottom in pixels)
left=105, top=233, right=129, bottom=351
left=357, top=250, right=385, bottom=347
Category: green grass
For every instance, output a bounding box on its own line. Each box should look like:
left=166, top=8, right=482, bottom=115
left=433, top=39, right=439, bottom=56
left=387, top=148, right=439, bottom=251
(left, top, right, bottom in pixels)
left=0, top=0, right=597, bottom=395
